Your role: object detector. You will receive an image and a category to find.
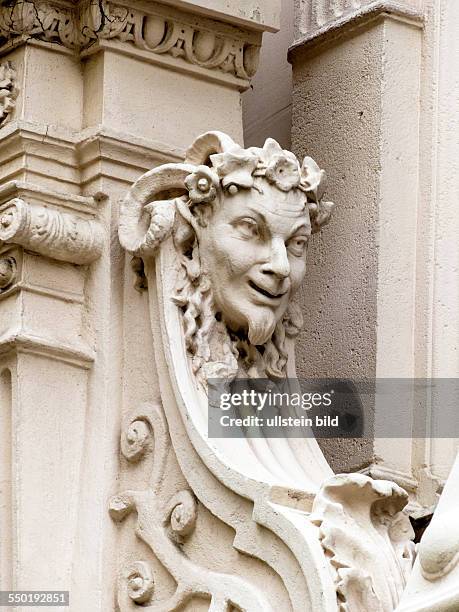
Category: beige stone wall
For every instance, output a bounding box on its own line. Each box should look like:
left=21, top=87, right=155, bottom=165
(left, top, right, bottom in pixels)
left=292, top=25, right=382, bottom=381
left=242, top=0, right=293, bottom=148
left=291, top=23, right=384, bottom=472
left=290, top=0, right=459, bottom=511
left=2, top=2, right=459, bottom=609
left=290, top=3, right=427, bottom=477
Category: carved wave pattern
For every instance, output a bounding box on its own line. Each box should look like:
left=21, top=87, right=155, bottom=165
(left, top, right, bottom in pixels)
left=0, top=1, right=260, bottom=81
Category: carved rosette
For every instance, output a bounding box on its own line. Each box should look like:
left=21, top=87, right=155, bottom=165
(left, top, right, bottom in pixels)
left=0, top=198, right=104, bottom=265
left=0, top=256, right=16, bottom=290
left=121, top=418, right=152, bottom=462
left=124, top=561, right=155, bottom=605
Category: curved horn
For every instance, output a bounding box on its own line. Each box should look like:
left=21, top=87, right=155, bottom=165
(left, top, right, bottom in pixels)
left=119, top=163, right=195, bottom=256
left=185, top=131, right=239, bottom=165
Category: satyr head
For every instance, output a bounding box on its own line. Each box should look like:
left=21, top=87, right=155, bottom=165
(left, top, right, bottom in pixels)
left=119, top=132, right=334, bottom=382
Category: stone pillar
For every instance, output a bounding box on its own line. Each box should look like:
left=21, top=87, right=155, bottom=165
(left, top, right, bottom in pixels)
left=0, top=2, right=278, bottom=609
left=290, top=0, right=424, bottom=480
left=290, top=0, right=459, bottom=515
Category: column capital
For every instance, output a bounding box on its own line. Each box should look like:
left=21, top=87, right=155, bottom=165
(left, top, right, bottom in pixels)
left=290, top=0, right=423, bottom=57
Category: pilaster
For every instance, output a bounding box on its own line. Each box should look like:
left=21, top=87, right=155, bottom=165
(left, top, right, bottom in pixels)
left=289, top=1, right=425, bottom=493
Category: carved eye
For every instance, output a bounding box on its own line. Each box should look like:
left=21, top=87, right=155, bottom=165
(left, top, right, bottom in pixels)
left=286, top=235, right=308, bottom=257
left=234, top=217, right=259, bottom=239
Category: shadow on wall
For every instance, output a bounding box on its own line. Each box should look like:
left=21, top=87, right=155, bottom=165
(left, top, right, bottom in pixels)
left=242, top=0, right=293, bottom=149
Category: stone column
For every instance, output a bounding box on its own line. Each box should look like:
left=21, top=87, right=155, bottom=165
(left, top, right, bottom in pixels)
left=0, top=2, right=278, bottom=609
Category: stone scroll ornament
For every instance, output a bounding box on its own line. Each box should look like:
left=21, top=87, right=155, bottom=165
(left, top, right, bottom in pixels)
left=116, top=133, right=415, bottom=611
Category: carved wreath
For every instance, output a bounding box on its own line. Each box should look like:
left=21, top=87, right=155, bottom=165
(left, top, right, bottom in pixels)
left=118, top=131, right=334, bottom=258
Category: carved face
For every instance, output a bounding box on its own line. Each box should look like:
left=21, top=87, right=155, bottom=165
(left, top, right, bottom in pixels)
left=196, top=180, right=311, bottom=345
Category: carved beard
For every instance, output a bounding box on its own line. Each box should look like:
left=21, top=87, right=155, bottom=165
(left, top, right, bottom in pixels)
left=247, top=307, right=277, bottom=346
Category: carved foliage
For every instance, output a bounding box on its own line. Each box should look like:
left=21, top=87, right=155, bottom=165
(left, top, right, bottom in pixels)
left=310, top=473, right=415, bottom=612
left=0, top=61, right=18, bottom=126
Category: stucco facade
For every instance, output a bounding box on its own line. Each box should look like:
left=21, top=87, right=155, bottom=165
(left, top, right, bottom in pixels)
left=0, top=1, right=458, bottom=610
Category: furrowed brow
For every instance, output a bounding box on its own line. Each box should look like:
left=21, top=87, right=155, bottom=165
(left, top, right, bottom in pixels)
left=289, top=221, right=311, bottom=237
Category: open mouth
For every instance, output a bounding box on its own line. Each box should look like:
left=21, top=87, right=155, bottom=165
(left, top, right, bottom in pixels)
left=248, top=280, right=286, bottom=300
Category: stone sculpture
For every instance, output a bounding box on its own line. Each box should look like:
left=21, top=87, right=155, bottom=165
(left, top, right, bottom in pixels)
left=113, top=132, right=416, bottom=611
left=119, top=132, right=334, bottom=383
left=0, top=61, right=17, bottom=126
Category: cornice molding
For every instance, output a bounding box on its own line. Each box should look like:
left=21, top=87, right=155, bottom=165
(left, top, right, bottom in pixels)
left=0, top=329, right=95, bottom=368
left=0, top=1, right=261, bottom=89
left=0, top=179, right=98, bottom=214
left=290, top=0, right=423, bottom=58
left=0, top=122, right=186, bottom=189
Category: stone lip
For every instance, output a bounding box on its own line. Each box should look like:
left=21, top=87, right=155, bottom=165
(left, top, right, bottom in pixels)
left=154, top=0, right=281, bottom=32
left=288, top=0, right=424, bottom=59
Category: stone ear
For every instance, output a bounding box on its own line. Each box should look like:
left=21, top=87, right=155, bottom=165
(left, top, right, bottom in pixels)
left=309, top=200, right=335, bottom=234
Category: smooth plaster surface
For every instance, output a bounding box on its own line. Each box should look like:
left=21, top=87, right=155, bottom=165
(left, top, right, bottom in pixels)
left=242, top=0, right=293, bottom=149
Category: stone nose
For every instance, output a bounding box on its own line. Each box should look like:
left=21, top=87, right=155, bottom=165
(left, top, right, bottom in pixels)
left=261, top=237, right=290, bottom=279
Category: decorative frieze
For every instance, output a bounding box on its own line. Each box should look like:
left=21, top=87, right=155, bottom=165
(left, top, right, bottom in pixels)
left=0, top=1, right=261, bottom=86
left=0, top=197, right=104, bottom=264
left=109, top=403, right=265, bottom=612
